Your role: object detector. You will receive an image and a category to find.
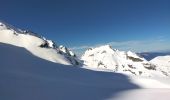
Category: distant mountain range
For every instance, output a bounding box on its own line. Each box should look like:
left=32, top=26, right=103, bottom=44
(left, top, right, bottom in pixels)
left=138, top=52, right=170, bottom=61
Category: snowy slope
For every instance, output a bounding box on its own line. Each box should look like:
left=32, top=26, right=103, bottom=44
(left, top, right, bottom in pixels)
left=1, top=43, right=170, bottom=100
left=82, top=45, right=168, bottom=77
left=150, top=56, right=170, bottom=76
left=0, top=21, right=81, bottom=65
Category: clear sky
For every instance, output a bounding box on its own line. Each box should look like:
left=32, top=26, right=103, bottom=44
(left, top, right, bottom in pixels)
left=0, top=0, right=170, bottom=55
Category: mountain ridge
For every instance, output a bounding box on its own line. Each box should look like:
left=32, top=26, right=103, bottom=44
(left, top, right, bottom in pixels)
left=0, top=21, right=81, bottom=65
left=1, top=20, right=170, bottom=77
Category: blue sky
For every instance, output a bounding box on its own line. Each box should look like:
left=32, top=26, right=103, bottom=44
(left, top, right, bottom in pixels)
left=0, top=0, right=170, bottom=55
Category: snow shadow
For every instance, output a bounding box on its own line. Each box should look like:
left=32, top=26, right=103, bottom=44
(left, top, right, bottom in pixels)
left=0, top=43, right=140, bottom=100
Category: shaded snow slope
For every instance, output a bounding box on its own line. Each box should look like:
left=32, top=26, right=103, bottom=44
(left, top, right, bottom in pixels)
left=82, top=45, right=168, bottom=77
left=0, top=21, right=81, bottom=65
left=0, top=43, right=140, bottom=100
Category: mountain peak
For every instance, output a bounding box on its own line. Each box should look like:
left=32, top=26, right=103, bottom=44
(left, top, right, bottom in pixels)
left=81, top=45, right=169, bottom=77
left=100, top=45, right=112, bottom=48
left=86, top=45, right=118, bottom=53
left=96, top=45, right=113, bottom=50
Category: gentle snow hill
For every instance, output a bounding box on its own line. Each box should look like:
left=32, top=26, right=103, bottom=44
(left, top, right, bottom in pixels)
left=0, top=21, right=81, bottom=65
left=81, top=45, right=169, bottom=77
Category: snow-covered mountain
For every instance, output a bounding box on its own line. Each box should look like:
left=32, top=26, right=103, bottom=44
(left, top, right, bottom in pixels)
left=1, top=21, right=170, bottom=100
left=82, top=45, right=169, bottom=77
left=0, top=21, right=81, bottom=65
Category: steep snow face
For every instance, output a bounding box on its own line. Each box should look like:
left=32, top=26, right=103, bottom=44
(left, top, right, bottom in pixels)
left=0, top=21, right=80, bottom=65
left=150, top=56, right=170, bottom=76
left=82, top=45, right=167, bottom=77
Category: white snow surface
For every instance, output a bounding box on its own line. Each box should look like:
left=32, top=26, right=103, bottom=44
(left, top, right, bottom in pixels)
left=150, top=55, right=170, bottom=66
